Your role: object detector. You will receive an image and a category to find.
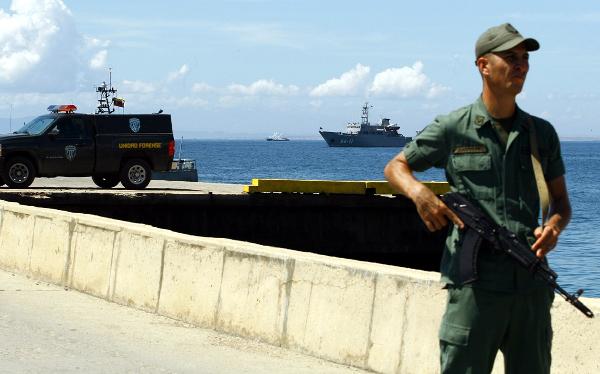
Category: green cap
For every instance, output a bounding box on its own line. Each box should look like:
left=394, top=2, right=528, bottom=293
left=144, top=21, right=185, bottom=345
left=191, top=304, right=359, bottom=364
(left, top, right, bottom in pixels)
left=475, top=23, right=539, bottom=59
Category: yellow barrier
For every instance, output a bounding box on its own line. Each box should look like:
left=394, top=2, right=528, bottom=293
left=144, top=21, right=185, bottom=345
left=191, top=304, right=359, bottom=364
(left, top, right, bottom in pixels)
left=243, top=179, right=450, bottom=195
left=243, top=179, right=367, bottom=194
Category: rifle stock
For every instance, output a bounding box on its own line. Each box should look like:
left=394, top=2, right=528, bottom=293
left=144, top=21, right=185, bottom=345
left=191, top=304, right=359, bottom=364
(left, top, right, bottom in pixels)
left=441, top=192, right=594, bottom=318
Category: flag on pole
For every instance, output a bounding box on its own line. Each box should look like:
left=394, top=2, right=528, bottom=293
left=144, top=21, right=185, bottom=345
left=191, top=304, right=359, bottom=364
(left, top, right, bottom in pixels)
left=113, top=97, right=125, bottom=107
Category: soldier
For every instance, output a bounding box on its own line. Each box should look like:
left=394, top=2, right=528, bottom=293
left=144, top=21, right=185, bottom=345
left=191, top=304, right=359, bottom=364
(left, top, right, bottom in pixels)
left=384, top=23, right=572, bottom=373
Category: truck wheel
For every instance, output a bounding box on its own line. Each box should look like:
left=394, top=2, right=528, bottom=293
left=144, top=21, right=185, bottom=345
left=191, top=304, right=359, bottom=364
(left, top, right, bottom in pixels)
left=92, top=174, right=120, bottom=189
left=120, top=159, right=152, bottom=189
left=4, top=157, right=36, bottom=188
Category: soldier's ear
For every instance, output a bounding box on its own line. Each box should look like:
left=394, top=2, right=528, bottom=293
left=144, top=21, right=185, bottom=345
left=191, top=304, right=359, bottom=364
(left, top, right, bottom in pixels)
left=476, top=55, right=490, bottom=76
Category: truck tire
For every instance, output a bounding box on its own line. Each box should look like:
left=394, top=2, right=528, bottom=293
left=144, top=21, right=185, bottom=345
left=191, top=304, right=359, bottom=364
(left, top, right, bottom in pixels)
left=0, top=175, right=5, bottom=187
left=92, top=174, right=120, bottom=189
left=4, top=157, right=36, bottom=188
left=120, top=159, right=152, bottom=189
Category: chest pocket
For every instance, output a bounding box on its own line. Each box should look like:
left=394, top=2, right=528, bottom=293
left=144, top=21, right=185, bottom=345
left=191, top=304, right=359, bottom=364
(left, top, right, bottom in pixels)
left=450, top=153, right=495, bottom=200
left=452, top=153, right=491, bottom=171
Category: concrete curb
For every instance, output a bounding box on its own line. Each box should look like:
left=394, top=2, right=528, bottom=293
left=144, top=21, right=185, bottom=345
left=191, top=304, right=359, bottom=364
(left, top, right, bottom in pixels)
left=0, top=199, right=598, bottom=373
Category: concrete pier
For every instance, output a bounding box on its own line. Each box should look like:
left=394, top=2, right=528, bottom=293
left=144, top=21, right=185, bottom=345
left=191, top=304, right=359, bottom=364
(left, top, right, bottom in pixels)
left=24, top=176, right=244, bottom=193
left=0, top=178, right=447, bottom=272
left=0, top=179, right=599, bottom=373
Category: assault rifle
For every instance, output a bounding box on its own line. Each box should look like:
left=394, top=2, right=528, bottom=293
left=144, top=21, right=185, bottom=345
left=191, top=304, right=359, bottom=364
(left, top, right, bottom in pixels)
left=441, top=192, right=594, bottom=318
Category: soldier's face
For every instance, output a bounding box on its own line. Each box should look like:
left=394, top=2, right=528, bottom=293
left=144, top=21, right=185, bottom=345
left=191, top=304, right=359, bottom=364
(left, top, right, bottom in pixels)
left=482, top=44, right=529, bottom=95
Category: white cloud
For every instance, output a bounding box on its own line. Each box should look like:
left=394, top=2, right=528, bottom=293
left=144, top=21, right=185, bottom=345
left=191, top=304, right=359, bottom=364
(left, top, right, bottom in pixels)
left=228, top=79, right=299, bottom=96
left=369, top=61, right=448, bottom=98
left=0, top=0, right=108, bottom=92
left=310, top=64, right=370, bottom=97
left=121, top=79, right=156, bottom=94
left=426, top=83, right=450, bottom=99
left=191, top=82, right=214, bottom=93
left=89, top=50, right=107, bottom=69
left=84, top=36, right=110, bottom=49
left=167, top=64, right=190, bottom=82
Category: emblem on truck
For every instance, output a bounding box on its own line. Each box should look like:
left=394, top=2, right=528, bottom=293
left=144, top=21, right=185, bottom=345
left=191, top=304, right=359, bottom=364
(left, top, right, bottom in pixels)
left=129, top=118, right=141, bottom=133
left=65, top=145, right=77, bottom=161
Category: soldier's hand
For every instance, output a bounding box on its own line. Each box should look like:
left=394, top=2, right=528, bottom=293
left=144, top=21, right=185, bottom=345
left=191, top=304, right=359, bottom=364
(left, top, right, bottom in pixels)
left=531, top=224, right=560, bottom=258
left=412, top=185, right=464, bottom=232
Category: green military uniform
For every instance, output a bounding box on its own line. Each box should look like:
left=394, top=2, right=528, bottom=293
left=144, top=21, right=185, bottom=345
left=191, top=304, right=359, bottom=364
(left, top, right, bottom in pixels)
left=403, top=96, right=564, bottom=373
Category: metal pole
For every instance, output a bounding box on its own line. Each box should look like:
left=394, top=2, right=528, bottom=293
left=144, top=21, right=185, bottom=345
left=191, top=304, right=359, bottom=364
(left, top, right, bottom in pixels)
left=178, top=136, right=183, bottom=160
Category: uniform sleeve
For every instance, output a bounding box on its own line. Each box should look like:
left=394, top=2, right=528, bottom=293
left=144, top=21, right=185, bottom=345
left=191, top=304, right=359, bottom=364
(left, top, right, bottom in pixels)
left=543, top=123, right=565, bottom=181
left=403, top=116, right=449, bottom=172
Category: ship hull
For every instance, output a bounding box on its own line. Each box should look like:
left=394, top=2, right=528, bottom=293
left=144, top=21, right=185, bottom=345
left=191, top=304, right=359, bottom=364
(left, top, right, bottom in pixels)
left=319, top=131, right=411, bottom=147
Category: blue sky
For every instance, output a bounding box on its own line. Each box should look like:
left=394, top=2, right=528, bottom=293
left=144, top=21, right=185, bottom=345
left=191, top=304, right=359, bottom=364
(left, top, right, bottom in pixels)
left=1, top=0, right=599, bottom=139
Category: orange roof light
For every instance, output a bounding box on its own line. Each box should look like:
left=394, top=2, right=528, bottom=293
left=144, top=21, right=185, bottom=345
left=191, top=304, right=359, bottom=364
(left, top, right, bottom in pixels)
left=47, top=104, right=77, bottom=113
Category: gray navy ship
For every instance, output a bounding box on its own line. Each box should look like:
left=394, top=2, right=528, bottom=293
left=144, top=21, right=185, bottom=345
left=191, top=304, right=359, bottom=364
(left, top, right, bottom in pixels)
left=319, top=102, right=412, bottom=147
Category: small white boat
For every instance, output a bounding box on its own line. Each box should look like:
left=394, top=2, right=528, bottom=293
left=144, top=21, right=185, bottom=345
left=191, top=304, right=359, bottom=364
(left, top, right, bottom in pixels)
left=266, top=132, right=290, bottom=141
left=153, top=158, right=198, bottom=182
left=154, top=137, right=198, bottom=182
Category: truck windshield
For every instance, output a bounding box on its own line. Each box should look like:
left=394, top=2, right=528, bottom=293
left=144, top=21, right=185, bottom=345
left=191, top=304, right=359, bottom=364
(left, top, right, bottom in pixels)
left=15, top=115, right=56, bottom=135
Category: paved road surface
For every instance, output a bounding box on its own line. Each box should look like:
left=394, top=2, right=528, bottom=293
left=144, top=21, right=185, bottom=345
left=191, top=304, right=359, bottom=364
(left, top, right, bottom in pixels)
left=0, top=270, right=367, bottom=374
left=22, top=176, right=244, bottom=194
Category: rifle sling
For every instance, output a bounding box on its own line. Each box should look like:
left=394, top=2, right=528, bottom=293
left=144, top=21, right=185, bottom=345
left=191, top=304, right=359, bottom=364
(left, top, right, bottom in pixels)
left=528, top=116, right=550, bottom=223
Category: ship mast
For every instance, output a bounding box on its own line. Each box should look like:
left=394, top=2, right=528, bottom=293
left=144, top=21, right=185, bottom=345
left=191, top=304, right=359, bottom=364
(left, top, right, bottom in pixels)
left=96, top=69, right=117, bottom=114
left=361, top=102, right=372, bottom=127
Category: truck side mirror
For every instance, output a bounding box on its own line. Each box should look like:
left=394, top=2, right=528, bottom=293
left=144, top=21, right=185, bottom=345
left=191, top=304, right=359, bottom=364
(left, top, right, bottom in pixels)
left=48, top=127, right=59, bottom=138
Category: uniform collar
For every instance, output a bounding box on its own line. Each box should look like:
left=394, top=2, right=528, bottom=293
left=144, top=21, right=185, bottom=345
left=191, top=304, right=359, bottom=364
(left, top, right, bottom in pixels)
left=472, top=95, right=527, bottom=151
left=472, top=95, right=527, bottom=130
left=472, top=96, right=493, bottom=128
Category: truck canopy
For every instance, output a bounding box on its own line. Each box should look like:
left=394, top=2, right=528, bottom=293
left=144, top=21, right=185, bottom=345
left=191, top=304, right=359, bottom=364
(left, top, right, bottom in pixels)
left=93, top=114, right=173, bottom=135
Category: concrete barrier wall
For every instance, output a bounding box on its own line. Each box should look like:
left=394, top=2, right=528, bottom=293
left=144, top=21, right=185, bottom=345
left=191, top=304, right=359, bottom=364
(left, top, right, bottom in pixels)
left=0, top=199, right=598, bottom=374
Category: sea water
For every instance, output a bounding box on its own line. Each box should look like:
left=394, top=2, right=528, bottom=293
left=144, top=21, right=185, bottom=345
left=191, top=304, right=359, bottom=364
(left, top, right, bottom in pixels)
left=178, top=139, right=600, bottom=297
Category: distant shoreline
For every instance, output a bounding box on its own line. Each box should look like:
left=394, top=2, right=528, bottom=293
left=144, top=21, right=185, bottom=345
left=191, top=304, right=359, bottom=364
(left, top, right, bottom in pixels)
left=561, top=137, right=600, bottom=142
left=170, top=137, right=600, bottom=142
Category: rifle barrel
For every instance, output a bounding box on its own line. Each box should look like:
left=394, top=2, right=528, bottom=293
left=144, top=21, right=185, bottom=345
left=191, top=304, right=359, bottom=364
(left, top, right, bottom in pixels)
left=554, top=284, right=595, bottom=318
